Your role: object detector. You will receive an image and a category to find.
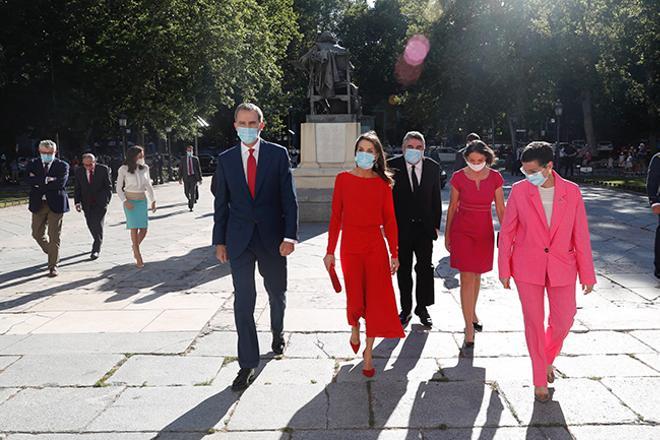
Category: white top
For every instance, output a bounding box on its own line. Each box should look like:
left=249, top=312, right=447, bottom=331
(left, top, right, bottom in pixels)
left=241, top=138, right=261, bottom=182
left=116, top=164, right=155, bottom=203
left=538, top=185, right=554, bottom=226
left=406, top=159, right=423, bottom=190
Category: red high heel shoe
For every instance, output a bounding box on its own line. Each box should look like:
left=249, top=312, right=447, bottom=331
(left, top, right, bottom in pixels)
left=350, top=340, right=360, bottom=354
left=362, top=368, right=375, bottom=378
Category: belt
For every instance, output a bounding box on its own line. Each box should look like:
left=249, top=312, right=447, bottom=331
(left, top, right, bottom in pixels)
left=458, top=202, right=491, bottom=212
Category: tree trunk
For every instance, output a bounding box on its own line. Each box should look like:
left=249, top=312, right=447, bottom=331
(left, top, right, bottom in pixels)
left=507, top=113, right=516, bottom=155
left=581, top=89, right=596, bottom=151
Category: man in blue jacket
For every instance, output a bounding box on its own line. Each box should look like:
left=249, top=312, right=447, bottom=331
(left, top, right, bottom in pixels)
left=213, top=103, right=299, bottom=391
left=26, top=140, right=70, bottom=277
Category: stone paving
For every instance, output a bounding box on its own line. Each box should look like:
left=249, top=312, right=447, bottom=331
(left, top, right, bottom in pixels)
left=0, top=176, right=658, bottom=439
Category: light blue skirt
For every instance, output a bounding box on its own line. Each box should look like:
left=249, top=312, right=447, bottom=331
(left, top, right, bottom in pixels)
left=124, top=198, right=148, bottom=229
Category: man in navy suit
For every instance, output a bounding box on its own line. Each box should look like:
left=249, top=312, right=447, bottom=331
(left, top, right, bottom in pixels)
left=647, top=152, right=660, bottom=278
left=213, top=103, right=299, bottom=391
left=26, top=140, right=70, bottom=277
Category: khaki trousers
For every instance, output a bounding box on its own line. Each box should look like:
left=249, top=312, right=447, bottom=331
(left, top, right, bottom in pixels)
left=31, top=202, right=63, bottom=270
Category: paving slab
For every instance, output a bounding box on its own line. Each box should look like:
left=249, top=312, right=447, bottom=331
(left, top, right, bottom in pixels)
left=0, top=387, right=123, bottom=432
left=555, top=354, right=659, bottom=378
left=188, top=331, right=279, bottom=357
left=423, top=427, right=571, bottom=440
left=86, top=386, right=236, bottom=432
left=602, top=377, right=660, bottom=423
left=0, top=356, right=19, bottom=371
left=451, top=332, right=529, bottom=357
left=568, top=425, right=660, bottom=440
left=142, top=308, right=217, bottom=332
left=108, top=355, right=224, bottom=386
left=0, top=387, right=20, bottom=406
left=227, top=383, right=327, bottom=430
left=439, top=356, right=532, bottom=382
left=335, top=358, right=441, bottom=383
left=560, top=331, right=655, bottom=355
left=0, top=312, right=62, bottom=334
left=252, top=358, right=336, bottom=386
left=291, top=430, right=414, bottom=440
left=0, top=353, right=122, bottom=386
left=371, top=381, right=518, bottom=428
left=0, top=331, right=197, bottom=355
left=634, top=353, right=660, bottom=372
left=498, top=379, right=638, bottom=425
left=8, top=435, right=155, bottom=440
left=201, top=433, right=288, bottom=440
left=31, top=310, right=163, bottom=333
left=630, top=330, right=660, bottom=352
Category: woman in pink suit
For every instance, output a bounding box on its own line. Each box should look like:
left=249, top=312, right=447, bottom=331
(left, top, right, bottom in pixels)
left=498, top=142, right=596, bottom=402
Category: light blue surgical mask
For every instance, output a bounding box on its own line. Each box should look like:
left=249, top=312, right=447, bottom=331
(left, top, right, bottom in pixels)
left=40, top=153, right=54, bottom=163
left=522, top=167, right=548, bottom=186
left=355, top=151, right=376, bottom=170
left=237, top=127, right=260, bottom=145
left=186, top=151, right=193, bottom=157
left=404, top=148, right=423, bottom=165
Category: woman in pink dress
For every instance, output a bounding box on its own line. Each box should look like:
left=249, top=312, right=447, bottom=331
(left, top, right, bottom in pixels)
left=445, top=140, right=505, bottom=347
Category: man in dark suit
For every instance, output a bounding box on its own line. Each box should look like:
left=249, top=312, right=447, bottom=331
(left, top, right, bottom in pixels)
left=74, top=153, right=112, bottom=259
left=453, top=132, right=480, bottom=172
left=213, top=103, right=298, bottom=391
left=178, top=145, right=203, bottom=211
left=26, top=140, right=70, bottom=277
left=647, top=152, right=660, bottom=278
left=389, top=131, right=442, bottom=328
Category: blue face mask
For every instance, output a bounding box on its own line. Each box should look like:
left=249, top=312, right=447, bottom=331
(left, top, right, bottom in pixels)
left=40, top=153, right=54, bottom=163
left=186, top=151, right=193, bottom=157
left=355, top=151, right=376, bottom=170
left=404, top=148, right=423, bottom=165
left=522, top=167, right=549, bottom=186
left=237, top=127, right=260, bottom=145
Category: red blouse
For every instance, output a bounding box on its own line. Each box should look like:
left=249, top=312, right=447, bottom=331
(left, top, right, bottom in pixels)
left=326, top=171, right=398, bottom=258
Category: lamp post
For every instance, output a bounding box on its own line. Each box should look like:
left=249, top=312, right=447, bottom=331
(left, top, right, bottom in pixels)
left=118, top=115, right=127, bottom=158
left=554, top=100, right=563, bottom=147
left=165, top=126, right=173, bottom=181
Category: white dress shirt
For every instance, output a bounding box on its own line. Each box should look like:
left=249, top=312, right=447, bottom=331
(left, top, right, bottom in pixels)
left=240, top=139, right=261, bottom=183
left=116, top=164, right=155, bottom=203
left=406, top=159, right=423, bottom=190
left=240, top=138, right=295, bottom=244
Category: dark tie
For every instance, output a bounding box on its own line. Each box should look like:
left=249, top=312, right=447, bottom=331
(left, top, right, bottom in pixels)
left=411, top=166, right=419, bottom=193
left=188, top=157, right=193, bottom=176
left=247, top=149, right=257, bottom=198
left=89, top=168, right=94, bottom=185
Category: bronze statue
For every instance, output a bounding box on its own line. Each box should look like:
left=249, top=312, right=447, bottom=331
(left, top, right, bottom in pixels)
left=300, top=32, right=361, bottom=116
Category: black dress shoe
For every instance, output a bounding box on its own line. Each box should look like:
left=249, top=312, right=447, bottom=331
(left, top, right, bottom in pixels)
left=416, top=308, right=433, bottom=328
left=90, top=251, right=99, bottom=260
left=272, top=336, right=285, bottom=355
left=473, top=321, right=483, bottom=332
left=399, top=311, right=412, bottom=327
left=231, top=368, right=255, bottom=392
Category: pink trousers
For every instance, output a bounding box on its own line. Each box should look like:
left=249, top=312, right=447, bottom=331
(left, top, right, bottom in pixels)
left=516, top=280, right=576, bottom=387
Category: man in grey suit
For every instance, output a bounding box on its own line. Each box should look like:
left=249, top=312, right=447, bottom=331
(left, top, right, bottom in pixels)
left=178, top=145, right=203, bottom=211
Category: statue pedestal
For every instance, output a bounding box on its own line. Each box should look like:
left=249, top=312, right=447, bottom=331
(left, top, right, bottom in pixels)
left=294, top=120, right=360, bottom=222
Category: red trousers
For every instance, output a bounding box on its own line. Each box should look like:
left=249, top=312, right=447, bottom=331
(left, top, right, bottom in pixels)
left=341, top=242, right=404, bottom=339
left=516, top=280, right=577, bottom=387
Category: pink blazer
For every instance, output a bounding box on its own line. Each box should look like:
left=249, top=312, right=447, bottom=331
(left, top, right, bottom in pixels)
left=498, top=171, right=596, bottom=287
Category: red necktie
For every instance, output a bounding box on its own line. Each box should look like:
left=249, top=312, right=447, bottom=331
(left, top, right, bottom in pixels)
left=188, top=156, right=193, bottom=176
left=89, top=168, right=94, bottom=184
left=247, top=148, right=256, bottom=198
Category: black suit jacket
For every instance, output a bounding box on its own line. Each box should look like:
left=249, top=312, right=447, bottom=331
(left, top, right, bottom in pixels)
left=74, top=164, right=112, bottom=209
left=389, top=155, right=443, bottom=241
left=647, top=152, right=660, bottom=206
left=179, top=155, right=203, bottom=182
left=26, top=157, right=70, bottom=214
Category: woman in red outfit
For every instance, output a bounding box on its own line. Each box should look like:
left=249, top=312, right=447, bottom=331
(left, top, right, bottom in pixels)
left=324, top=131, right=405, bottom=377
left=445, top=140, right=505, bottom=347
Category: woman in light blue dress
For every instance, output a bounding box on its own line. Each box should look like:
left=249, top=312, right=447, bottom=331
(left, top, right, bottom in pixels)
left=116, top=146, right=156, bottom=268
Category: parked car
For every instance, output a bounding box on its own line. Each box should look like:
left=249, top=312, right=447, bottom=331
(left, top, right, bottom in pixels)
left=197, top=153, right=216, bottom=174
left=597, top=141, right=614, bottom=152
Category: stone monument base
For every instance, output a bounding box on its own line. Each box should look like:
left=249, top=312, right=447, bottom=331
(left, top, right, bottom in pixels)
left=293, top=119, right=360, bottom=222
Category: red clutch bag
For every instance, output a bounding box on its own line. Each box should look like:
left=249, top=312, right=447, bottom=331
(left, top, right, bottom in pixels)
left=329, top=265, right=342, bottom=293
